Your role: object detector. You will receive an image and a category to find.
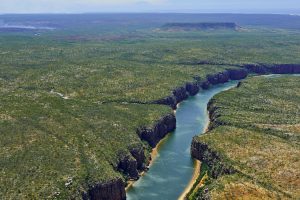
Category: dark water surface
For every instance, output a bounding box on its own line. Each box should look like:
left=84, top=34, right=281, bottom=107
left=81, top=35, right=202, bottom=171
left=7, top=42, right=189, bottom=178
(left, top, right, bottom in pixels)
left=127, top=81, right=238, bottom=200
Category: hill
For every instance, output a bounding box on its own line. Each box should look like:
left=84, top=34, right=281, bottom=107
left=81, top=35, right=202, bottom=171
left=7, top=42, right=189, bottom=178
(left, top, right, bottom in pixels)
left=162, top=23, right=239, bottom=31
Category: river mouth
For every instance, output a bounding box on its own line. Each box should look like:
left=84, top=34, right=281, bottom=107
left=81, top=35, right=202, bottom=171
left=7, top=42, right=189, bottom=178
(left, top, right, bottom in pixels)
left=126, top=81, right=238, bottom=200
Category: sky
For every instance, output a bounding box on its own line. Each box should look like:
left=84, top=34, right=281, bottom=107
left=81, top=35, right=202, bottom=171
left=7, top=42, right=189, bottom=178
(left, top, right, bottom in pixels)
left=1, top=0, right=300, bottom=14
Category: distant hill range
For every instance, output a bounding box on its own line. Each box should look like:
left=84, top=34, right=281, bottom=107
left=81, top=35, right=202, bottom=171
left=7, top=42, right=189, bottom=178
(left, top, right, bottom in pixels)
left=162, top=22, right=240, bottom=31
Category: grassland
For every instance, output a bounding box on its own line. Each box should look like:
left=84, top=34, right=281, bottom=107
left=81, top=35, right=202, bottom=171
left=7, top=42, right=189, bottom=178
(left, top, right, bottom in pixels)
left=190, top=76, right=300, bottom=199
left=0, top=14, right=300, bottom=199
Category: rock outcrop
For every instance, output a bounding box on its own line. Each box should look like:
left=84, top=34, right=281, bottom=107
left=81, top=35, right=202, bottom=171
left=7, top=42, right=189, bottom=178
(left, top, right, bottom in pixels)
left=245, top=63, right=300, bottom=74
left=153, top=96, right=177, bottom=109
left=244, top=64, right=270, bottom=74
left=200, top=80, right=211, bottom=90
left=207, top=71, right=230, bottom=85
left=138, top=114, right=176, bottom=148
left=153, top=68, right=250, bottom=109
left=271, top=64, right=300, bottom=74
left=152, top=87, right=188, bottom=109
left=173, top=87, right=189, bottom=103
left=186, top=82, right=200, bottom=96
left=117, top=145, right=147, bottom=180
left=130, top=146, right=146, bottom=170
left=84, top=114, right=176, bottom=200
left=227, top=69, right=248, bottom=80
left=83, top=178, right=126, bottom=200
left=118, top=155, right=139, bottom=180
left=191, top=139, right=236, bottom=179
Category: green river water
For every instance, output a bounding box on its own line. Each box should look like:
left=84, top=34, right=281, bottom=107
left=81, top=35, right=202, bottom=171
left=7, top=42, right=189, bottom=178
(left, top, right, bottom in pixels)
left=127, top=81, right=238, bottom=200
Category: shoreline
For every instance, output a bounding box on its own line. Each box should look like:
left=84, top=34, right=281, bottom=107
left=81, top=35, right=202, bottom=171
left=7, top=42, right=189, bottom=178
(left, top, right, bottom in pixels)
left=126, top=109, right=178, bottom=192
left=125, top=131, right=172, bottom=191
left=178, top=112, right=210, bottom=200
left=178, top=160, right=201, bottom=200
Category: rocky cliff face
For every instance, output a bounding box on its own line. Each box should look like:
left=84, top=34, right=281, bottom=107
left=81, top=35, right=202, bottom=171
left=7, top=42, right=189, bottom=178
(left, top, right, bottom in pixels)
left=245, top=63, right=300, bottom=74
left=271, top=64, right=300, bottom=74
left=227, top=69, right=248, bottom=80
left=84, top=114, right=176, bottom=200
left=200, top=80, right=210, bottom=90
left=244, top=64, right=270, bottom=74
left=118, top=155, right=139, bottom=180
left=153, top=96, right=177, bottom=109
left=83, top=178, right=126, bottom=200
left=130, top=146, right=146, bottom=170
left=206, top=100, right=227, bottom=131
left=191, top=139, right=236, bottom=179
left=137, top=114, right=176, bottom=148
left=186, top=82, right=200, bottom=96
left=173, top=87, right=189, bottom=103
left=117, top=145, right=147, bottom=180
left=207, top=71, right=230, bottom=85
left=190, top=90, right=236, bottom=179
left=153, top=68, right=249, bottom=109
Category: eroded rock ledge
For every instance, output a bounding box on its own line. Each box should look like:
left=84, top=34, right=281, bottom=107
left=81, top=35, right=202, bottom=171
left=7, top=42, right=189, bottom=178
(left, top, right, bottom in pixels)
left=191, top=139, right=236, bottom=178
left=116, top=114, right=176, bottom=181
left=153, top=68, right=248, bottom=109
left=153, top=64, right=300, bottom=109
left=117, top=145, right=146, bottom=180
left=83, top=178, right=126, bottom=200
left=137, top=114, right=176, bottom=148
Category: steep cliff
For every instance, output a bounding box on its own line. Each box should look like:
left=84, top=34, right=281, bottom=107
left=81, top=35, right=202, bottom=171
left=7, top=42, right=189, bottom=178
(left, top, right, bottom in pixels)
left=191, top=139, right=236, bottom=179
left=207, top=71, right=230, bottom=85
left=186, top=82, right=200, bottom=96
left=153, top=68, right=249, bottom=109
left=85, top=114, right=176, bottom=200
left=173, top=87, right=189, bottom=103
left=83, top=178, right=126, bottom=200
left=227, top=69, right=248, bottom=80
left=137, top=114, right=176, bottom=148
left=271, top=64, right=300, bottom=74
left=245, top=63, right=300, bottom=74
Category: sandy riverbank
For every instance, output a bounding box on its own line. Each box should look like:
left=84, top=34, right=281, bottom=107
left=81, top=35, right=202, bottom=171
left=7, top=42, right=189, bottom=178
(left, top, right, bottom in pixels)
left=178, top=160, right=201, bottom=200
left=178, top=111, right=210, bottom=199
left=125, top=132, right=172, bottom=191
left=126, top=108, right=179, bottom=191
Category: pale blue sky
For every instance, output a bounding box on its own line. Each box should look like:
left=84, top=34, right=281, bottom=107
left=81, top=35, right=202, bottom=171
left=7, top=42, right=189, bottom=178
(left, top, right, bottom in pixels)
left=1, top=0, right=300, bottom=14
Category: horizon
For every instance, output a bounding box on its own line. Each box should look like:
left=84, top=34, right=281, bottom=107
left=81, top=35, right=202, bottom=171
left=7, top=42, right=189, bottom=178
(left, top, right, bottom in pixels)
left=1, top=12, right=300, bottom=15
left=1, top=0, right=300, bottom=15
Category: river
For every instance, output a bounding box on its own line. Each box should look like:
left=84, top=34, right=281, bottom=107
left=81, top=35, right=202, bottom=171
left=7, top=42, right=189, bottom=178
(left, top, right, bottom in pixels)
left=127, top=81, right=238, bottom=200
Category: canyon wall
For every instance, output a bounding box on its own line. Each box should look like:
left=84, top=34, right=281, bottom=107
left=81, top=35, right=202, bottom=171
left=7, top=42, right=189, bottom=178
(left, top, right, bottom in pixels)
left=191, top=139, right=236, bottom=178
left=83, top=178, right=126, bottom=200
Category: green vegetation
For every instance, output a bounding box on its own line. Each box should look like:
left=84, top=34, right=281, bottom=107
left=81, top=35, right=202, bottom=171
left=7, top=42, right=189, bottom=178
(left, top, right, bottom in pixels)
left=0, top=97, right=172, bottom=198
left=0, top=14, right=300, bottom=199
left=192, top=76, right=300, bottom=199
left=187, top=163, right=211, bottom=199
